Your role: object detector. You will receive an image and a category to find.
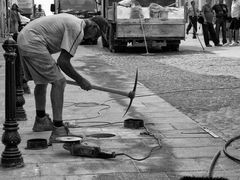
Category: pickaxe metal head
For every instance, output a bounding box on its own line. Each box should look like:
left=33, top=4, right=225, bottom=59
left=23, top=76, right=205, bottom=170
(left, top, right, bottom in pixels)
left=123, top=68, right=138, bottom=117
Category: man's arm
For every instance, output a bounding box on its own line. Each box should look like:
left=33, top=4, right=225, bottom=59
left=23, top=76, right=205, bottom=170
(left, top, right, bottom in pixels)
left=57, top=49, right=91, bottom=90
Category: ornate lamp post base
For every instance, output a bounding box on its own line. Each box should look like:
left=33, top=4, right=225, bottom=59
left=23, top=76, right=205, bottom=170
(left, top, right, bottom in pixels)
left=1, top=129, right=24, bottom=168
left=1, top=37, right=24, bottom=168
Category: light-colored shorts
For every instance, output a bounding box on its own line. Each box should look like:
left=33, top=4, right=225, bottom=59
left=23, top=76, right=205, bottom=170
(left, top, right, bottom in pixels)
left=18, top=48, right=64, bottom=85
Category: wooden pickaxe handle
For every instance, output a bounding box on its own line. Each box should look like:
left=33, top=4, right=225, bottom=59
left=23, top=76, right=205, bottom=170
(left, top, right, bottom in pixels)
left=66, top=80, right=133, bottom=98
left=66, top=69, right=138, bottom=117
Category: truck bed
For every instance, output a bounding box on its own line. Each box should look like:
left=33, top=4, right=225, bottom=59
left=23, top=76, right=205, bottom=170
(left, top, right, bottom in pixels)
left=116, top=19, right=185, bottom=39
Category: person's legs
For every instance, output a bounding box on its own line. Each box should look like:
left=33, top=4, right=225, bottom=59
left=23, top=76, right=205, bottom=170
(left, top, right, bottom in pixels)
left=35, top=84, right=48, bottom=111
left=234, top=29, right=239, bottom=43
left=208, top=23, right=220, bottom=45
left=33, top=83, right=53, bottom=132
left=186, top=17, right=193, bottom=34
left=192, top=16, right=198, bottom=38
left=49, top=77, right=71, bottom=145
left=215, top=18, right=221, bottom=43
left=202, top=23, right=210, bottom=46
left=228, top=19, right=234, bottom=45
left=51, top=77, right=66, bottom=124
left=222, top=20, right=227, bottom=44
left=229, top=29, right=233, bottom=43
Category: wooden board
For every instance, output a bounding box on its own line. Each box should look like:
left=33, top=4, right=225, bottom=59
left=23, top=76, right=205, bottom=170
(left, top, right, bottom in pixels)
left=116, top=22, right=185, bottom=38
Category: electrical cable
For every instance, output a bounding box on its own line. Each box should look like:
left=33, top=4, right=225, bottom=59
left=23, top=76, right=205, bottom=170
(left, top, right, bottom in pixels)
left=115, top=146, right=160, bottom=161
left=223, top=134, right=240, bottom=163
left=63, top=101, right=111, bottom=122
left=114, top=125, right=162, bottom=161
left=208, top=150, right=221, bottom=178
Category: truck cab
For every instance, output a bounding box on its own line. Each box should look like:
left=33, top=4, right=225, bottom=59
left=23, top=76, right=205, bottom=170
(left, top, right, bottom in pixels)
left=50, top=0, right=100, bottom=18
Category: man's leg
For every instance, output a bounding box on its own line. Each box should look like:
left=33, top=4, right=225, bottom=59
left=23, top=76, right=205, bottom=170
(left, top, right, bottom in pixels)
left=222, top=20, right=227, bottom=44
left=208, top=23, right=220, bottom=45
left=51, top=78, right=66, bottom=124
left=202, top=23, right=210, bottom=46
left=186, top=18, right=192, bottom=35
left=229, top=29, right=233, bottom=43
left=33, top=84, right=53, bottom=132
left=215, top=18, right=221, bottom=43
left=234, top=29, right=239, bottom=43
left=35, top=84, right=47, bottom=111
left=192, top=16, right=198, bottom=38
left=49, top=78, right=69, bottom=145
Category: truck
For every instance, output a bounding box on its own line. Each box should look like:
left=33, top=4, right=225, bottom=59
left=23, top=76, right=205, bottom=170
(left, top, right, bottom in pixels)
left=50, top=0, right=101, bottom=18
left=13, top=0, right=34, bottom=19
left=100, top=0, right=186, bottom=52
left=50, top=0, right=101, bottom=44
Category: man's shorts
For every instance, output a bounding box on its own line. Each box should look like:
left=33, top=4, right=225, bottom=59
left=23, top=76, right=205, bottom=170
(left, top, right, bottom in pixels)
left=18, top=48, right=64, bottom=85
left=229, top=18, right=240, bottom=30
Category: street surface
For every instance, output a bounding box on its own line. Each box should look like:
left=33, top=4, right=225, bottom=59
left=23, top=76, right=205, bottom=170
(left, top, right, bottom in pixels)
left=1, top=34, right=240, bottom=179
left=80, top=34, right=240, bottom=141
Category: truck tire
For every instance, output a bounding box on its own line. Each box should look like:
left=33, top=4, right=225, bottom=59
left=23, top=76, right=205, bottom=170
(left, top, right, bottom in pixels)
left=162, top=40, right=180, bottom=52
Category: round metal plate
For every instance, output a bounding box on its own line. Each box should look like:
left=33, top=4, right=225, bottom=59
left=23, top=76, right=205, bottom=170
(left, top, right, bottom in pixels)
left=55, top=136, right=83, bottom=143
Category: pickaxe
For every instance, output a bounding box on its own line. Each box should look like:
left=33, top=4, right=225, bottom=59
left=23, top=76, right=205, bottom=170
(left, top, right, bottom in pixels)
left=66, top=69, right=138, bottom=117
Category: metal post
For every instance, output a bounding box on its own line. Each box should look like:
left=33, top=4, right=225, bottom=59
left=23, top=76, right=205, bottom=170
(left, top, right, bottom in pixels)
left=1, top=37, right=24, bottom=168
left=13, top=33, right=27, bottom=121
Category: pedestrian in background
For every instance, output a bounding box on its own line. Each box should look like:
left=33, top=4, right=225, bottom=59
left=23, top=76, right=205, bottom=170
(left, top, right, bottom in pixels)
left=9, top=3, right=21, bottom=33
left=201, top=0, right=222, bottom=47
left=212, top=0, right=228, bottom=45
left=35, top=4, right=46, bottom=18
left=186, top=0, right=199, bottom=39
left=226, top=0, right=240, bottom=46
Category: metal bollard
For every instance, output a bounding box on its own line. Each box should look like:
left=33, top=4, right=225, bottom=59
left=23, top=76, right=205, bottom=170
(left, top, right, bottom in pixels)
left=1, top=37, right=24, bottom=168
left=14, top=37, right=27, bottom=121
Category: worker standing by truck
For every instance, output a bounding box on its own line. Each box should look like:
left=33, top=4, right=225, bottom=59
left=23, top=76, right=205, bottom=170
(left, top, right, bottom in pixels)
left=212, top=0, right=228, bottom=45
left=201, top=0, right=222, bottom=47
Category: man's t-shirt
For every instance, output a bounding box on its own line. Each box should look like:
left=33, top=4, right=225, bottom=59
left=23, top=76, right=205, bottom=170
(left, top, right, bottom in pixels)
left=202, top=4, right=214, bottom=23
left=18, top=13, right=85, bottom=56
left=212, top=4, right=228, bottom=18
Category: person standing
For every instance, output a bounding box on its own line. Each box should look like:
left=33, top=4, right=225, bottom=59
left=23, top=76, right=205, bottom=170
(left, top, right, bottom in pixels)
left=212, top=0, right=228, bottom=45
left=17, top=14, right=109, bottom=144
left=201, top=0, right=222, bottom=47
left=227, top=0, right=240, bottom=46
left=186, top=1, right=199, bottom=39
left=9, top=3, right=21, bottom=33
left=35, top=4, right=46, bottom=19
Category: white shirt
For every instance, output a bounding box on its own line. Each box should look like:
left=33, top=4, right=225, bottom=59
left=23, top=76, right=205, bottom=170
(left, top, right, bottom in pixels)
left=231, top=0, right=240, bottom=18
left=18, top=13, right=85, bottom=56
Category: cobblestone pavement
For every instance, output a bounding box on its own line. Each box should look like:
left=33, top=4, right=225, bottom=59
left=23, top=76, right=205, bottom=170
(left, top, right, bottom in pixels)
left=83, top=36, right=240, bottom=142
